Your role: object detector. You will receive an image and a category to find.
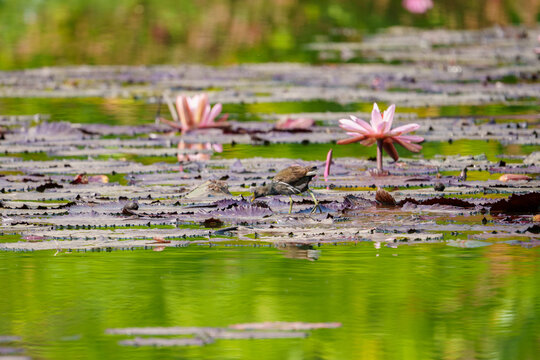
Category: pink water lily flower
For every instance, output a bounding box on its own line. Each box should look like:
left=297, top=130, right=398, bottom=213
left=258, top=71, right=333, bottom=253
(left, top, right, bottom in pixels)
left=337, top=103, right=423, bottom=174
left=159, top=93, right=228, bottom=133
left=176, top=94, right=227, bottom=133
left=403, top=0, right=433, bottom=14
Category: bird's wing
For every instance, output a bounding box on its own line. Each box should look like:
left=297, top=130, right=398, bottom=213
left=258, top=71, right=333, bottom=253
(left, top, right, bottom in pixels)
left=274, top=181, right=302, bottom=194
left=273, top=165, right=309, bottom=183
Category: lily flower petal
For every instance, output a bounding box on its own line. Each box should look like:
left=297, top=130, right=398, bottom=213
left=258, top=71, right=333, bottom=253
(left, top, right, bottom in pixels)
left=195, top=94, right=208, bottom=125
left=176, top=96, right=193, bottom=131
left=200, top=104, right=211, bottom=126
left=207, top=103, right=223, bottom=125
left=393, top=137, right=423, bottom=152
left=359, top=137, right=377, bottom=147
left=395, top=134, right=424, bottom=143
left=217, top=113, right=228, bottom=123
left=382, top=104, right=395, bottom=133
left=389, top=123, right=420, bottom=135
left=351, top=115, right=375, bottom=133
left=370, top=103, right=384, bottom=132
left=337, top=135, right=366, bottom=145
left=382, top=138, right=399, bottom=162
left=339, top=119, right=372, bottom=134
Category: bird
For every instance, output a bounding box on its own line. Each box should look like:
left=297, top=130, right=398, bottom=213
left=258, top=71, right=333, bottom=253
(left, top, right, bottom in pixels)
left=458, top=167, right=468, bottom=181
left=252, top=165, right=319, bottom=214
left=434, top=182, right=445, bottom=192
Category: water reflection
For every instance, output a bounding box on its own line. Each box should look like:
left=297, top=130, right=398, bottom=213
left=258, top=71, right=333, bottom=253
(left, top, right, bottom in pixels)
left=177, top=140, right=223, bottom=162
left=281, top=244, right=321, bottom=261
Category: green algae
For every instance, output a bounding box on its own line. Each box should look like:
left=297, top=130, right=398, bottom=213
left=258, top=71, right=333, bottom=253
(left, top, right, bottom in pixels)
left=107, top=173, right=128, bottom=186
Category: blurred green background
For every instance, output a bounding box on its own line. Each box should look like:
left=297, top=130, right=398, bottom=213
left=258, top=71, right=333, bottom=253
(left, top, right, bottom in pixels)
left=1, top=0, right=538, bottom=69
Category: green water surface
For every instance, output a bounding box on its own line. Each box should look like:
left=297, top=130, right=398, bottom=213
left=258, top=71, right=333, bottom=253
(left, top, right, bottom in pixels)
left=219, top=140, right=537, bottom=162
left=0, top=244, right=538, bottom=360
left=1, top=98, right=539, bottom=125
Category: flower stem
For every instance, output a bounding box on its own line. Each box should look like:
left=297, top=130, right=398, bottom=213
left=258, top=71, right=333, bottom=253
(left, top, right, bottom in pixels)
left=376, top=139, right=383, bottom=173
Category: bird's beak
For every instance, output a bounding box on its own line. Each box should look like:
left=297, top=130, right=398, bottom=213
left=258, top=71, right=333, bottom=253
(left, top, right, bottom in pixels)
left=251, top=195, right=255, bottom=203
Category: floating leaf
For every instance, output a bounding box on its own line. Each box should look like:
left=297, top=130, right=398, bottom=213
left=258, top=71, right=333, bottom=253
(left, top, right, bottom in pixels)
left=184, top=180, right=231, bottom=199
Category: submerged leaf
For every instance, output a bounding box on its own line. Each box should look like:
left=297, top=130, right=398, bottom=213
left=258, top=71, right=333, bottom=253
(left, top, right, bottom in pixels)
left=201, top=217, right=224, bottom=228
left=36, top=182, right=63, bottom=193
left=398, top=197, right=476, bottom=208
left=211, top=204, right=273, bottom=217
left=490, top=193, right=540, bottom=214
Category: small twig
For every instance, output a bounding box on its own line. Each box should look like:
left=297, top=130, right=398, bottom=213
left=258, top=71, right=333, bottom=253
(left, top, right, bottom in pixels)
left=163, top=92, right=179, bottom=123
left=53, top=239, right=61, bottom=256
left=154, top=96, right=162, bottom=124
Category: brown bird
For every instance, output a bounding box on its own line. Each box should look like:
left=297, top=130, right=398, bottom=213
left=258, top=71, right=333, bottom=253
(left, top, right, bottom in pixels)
left=252, top=165, right=319, bottom=214
left=458, top=167, right=468, bottom=181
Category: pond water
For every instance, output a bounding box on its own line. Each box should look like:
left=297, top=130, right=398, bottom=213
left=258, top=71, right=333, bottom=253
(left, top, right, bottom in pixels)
left=1, top=97, right=539, bottom=125
left=0, top=97, right=537, bottom=164
left=1, top=244, right=538, bottom=360
left=0, top=20, right=539, bottom=360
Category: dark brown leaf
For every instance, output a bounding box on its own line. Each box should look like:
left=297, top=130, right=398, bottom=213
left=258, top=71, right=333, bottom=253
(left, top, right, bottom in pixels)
left=375, top=188, right=396, bottom=207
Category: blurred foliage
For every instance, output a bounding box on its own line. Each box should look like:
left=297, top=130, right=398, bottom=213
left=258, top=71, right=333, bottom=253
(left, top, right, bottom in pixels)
left=0, top=0, right=538, bottom=69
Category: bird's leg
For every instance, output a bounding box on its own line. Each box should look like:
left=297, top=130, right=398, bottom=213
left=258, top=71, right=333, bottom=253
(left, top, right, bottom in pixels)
left=309, top=190, right=320, bottom=213
left=288, top=196, right=293, bottom=214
